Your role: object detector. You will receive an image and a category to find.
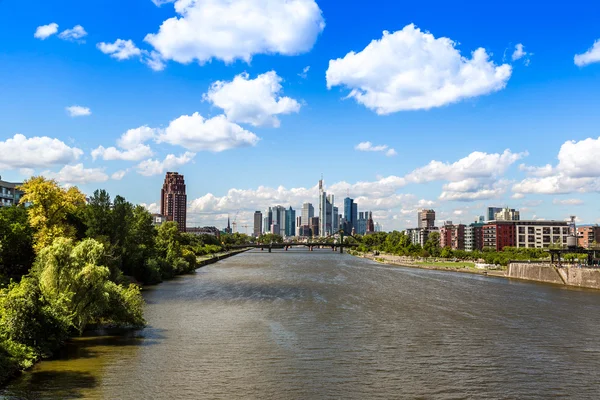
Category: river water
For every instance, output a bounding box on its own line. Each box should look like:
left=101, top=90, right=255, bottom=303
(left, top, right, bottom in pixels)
left=3, top=249, right=600, bottom=399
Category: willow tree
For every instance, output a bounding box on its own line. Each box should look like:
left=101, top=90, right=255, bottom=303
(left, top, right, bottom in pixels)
left=34, top=238, right=145, bottom=334
left=19, top=177, right=86, bottom=252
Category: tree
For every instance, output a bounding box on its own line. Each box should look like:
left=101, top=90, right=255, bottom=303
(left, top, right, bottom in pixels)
left=84, top=189, right=113, bottom=240
left=19, top=177, right=86, bottom=252
left=0, top=206, right=35, bottom=279
left=258, top=233, right=283, bottom=244
left=424, top=232, right=441, bottom=257
left=34, top=237, right=145, bottom=334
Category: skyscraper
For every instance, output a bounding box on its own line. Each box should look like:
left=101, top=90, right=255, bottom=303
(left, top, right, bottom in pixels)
left=333, top=206, right=339, bottom=232
left=285, top=206, right=296, bottom=237
left=319, top=179, right=326, bottom=237
left=487, top=207, right=503, bottom=221
left=161, top=172, right=187, bottom=232
left=367, top=211, right=375, bottom=233
left=344, top=197, right=354, bottom=231
left=302, top=203, right=314, bottom=225
left=418, top=209, right=436, bottom=229
left=351, top=202, right=358, bottom=233
left=253, top=211, right=262, bottom=237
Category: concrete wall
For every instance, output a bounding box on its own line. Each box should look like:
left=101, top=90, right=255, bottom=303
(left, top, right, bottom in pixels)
left=508, top=263, right=600, bottom=290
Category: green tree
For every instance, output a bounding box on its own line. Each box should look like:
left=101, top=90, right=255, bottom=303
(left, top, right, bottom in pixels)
left=19, top=177, right=86, bottom=252
left=0, top=206, right=35, bottom=279
left=34, top=237, right=145, bottom=334
left=424, top=232, right=441, bottom=257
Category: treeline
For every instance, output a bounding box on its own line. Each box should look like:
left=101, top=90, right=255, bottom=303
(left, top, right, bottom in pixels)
left=350, top=231, right=551, bottom=266
left=0, top=177, right=232, bottom=385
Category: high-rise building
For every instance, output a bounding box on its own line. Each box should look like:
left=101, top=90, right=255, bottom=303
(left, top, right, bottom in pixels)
left=264, top=207, right=273, bottom=235
left=161, top=172, right=187, bottom=231
left=309, top=217, right=320, bottom=237
left=285, top=206, right=296, bottom=237
left=352, top=203, right=358, bottom=233
left=487, top=207, right=503, bottom=221
left=271, top=205, right=286, bottom=236
left=0, top=179, right=24, bottom=207
left=318, top=180, right=335, bottom=237
left=357, top=212, right=367, bottom=235
left=344, top=197, right=354, bottom=226
left=366, top=211, right=375, bottom=234
left=333, top=206, right=339, bottom=233
left=253, top=211, right=262, bottom=237
left=295, top=216, right=302, bottom=237
left=418, top=209, right=436, bottom=229
left=495, top=207, right=520, bottom=221
left=465, top=222, right=485, bottom=252
left=440, top=222, right=466, bottom=250
left=578, top=226, right=600, bottom=248
left=302, top=203, right=314, bottom=226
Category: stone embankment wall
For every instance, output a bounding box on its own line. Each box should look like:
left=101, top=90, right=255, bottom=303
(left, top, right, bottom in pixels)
left=508, top=263, right=600, bottom=290
left=195, top=249, right=250, bottom=269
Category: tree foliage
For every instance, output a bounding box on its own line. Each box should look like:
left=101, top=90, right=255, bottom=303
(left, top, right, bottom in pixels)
left=19, top=177, right=86, bottom=252
left=0, top=206, right=35, bottom=279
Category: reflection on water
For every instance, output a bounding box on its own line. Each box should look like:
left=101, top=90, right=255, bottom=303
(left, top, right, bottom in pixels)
left=3, top=249, right=600, bottom=399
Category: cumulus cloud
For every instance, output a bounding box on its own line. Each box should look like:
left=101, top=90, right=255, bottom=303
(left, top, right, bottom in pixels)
left=111, top=170, right=128, bottom=180
left=574, top=39, right=600, bottom=67
left=141, top=202, right=160, bottom=214
left=58, top=25, right=87, bottom=43
left=204, top=71, right=301, bottom=127
left=66, top=105, right=91, bottom=117
left=92, top=126, right=157, bottom=161
left=151, top=0, right=175, bottom=6
left=439, top=181, right=508, bottom=202
left=511, top=43, right=530, bottom=64
left=144, top=0, right=325, bottom=65
left=97, top=39, right=142, bottom=60
left=42, top=164, right=109, bottom=185
left=34, top=23, right=59, bottom=40
left=514, top=136, right=600, bottom=195
left=0, top=134, right=83, bottom=169
left=157, top=113, right=259, bottom=152
left=354, top=141, right=397, bottom=157
left=326, top=24, right=512, bottom=114
left=406, top=149, right=525, bottom=183
left=96, top=39, right=166, bottom=71
left=136, top=152, right=196, bottom=176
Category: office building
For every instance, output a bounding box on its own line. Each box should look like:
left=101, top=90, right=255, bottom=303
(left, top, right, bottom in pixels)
left=285, top=206, right=296, bottom=237
left=302, top=203, right=314, bottom=226
left=344, top=197, right=354, bottom=231
left=418, top=209, right=436, bottom=229
left=318, top=180, right=335, bottom=236
left=270, top=223, right=279, bottom=235
left=161, top=172, right=187, bottom=232
left=299, top=225, right=312, bottom=237
left=487, top=207, right=503, bottom=221
left=253, top=211, right=262, bottom=237
left=366, top=211, right=375, bottom=234
left=357, top=212, right=367, bottom=235
left=0, top=179, right=24, bottom=207
left=309, top=217, right=320, bottom=237
left=333, top=206, right=339, bottom=233
left=578, top=226, right=600, bottom=248
left=406, top=227, right=439, bottom=247
left=296, top=216, right=302, bottom=237
left=495, top=207, right=520, bottom=221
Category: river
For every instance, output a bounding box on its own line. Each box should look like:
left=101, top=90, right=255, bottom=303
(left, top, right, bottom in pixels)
left=3, top=249, right=600, bottom=399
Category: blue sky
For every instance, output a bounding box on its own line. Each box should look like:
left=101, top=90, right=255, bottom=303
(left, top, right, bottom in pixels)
left=1, top=0, right=600, bottom=230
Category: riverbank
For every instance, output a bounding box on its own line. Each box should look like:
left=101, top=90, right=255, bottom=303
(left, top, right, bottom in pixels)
left=0, top=248, right=250, bottom=389
left=354, top=252, right=507, bottom=277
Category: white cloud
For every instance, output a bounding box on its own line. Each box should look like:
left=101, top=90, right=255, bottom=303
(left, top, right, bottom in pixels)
left=299, top=66, right=310, bottom=79
left=92, top=126, right=157, bottom=161
left=326, top=24, right=512, bottom=114
left=43, top=164, right=109, bottom=185
left=144, top=0, right=325, bottom=65
left=97, top=39, right=166, bottom=71
left=97, top=39, right=142, bottom=60
left=151, top=0, right=175, bottom=6
left=141, top=202, right=160, bottom=214
left=514, top=136, right=600, bottom=195
left=91, top=145, right=153, bottom=161
left=66, top=105, right=91, bottom=117
left=204, top=71, right=301, bottom=127
left=0, top=134, right=83, bottom=169
left=553, top=198, right=584, bottom=206
left=574, top=39, right=600, bottom=67
left=354, top=141, right=397, bottom=157
left=406, top=149, right=525, bottom=183
left=136, top=152, right=196, bottom=176
left=512, top=43, right=527, bottom=61
left=34, top=23, right=59, bottom=40
left=58, top=25, right=87, bottom=43
left=158, top=113, right=259, bottom=152
left=111, top=170, right=128, bottom=180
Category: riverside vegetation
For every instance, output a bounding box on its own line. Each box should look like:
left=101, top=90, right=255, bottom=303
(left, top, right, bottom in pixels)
left=0, top=177, right=249, bottom=386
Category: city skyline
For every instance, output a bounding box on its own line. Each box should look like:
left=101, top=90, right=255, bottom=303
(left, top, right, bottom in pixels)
left=2, top=0, right=600, bottom=231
